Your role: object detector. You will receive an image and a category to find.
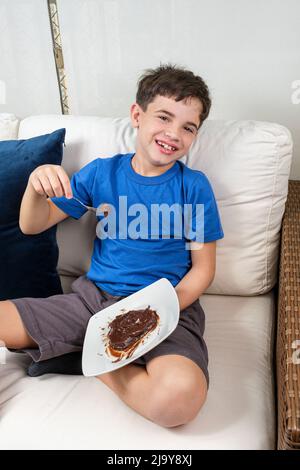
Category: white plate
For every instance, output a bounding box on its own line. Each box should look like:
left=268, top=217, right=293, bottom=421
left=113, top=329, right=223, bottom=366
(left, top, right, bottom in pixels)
left=82, top=278, right=180, bottom=376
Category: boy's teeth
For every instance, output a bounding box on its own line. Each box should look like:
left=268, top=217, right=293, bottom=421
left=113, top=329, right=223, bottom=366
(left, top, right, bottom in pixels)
left=157, top=140, right=176, bottom=151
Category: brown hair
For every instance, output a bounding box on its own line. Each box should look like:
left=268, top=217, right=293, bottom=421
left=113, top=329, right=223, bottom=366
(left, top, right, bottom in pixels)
left=136, top=63, right=211, bottom=128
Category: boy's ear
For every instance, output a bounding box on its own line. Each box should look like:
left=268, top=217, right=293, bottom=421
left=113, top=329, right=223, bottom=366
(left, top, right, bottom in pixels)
left=130, top=103, right=141, bottom=129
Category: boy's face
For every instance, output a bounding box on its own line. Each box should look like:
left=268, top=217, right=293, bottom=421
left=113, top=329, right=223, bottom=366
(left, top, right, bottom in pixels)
left=130, top=95, right=202, bottom=170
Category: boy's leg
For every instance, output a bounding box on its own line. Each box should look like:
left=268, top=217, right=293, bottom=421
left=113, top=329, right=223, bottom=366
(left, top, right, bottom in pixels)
left=97, top=354, right=207, bottom=428
left=0, top=300, right=37, bottom=349
left=97, top=298, right=208, bottom=428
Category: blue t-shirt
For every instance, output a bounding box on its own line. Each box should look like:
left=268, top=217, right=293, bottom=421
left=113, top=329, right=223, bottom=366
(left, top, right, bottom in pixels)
left=51, top=153, right=224, bottom=296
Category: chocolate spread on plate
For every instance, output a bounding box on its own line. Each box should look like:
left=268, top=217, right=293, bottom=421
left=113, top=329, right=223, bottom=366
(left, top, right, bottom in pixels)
left=104, top=306, right=160, bottom=362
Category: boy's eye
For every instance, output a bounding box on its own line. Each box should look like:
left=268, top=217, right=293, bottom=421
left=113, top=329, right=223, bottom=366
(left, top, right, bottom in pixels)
left=157, top=116, right=195, bottom=134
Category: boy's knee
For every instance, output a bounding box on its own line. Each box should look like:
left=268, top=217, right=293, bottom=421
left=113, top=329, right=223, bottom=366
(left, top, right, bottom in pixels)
left=0, top=300, right=37, bottom=349
left=148, top=381, right=207, bottom=428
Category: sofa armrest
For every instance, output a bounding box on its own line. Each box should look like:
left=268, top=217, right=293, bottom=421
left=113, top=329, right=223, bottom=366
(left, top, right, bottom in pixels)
left=277, top=180, right=300, bottom=450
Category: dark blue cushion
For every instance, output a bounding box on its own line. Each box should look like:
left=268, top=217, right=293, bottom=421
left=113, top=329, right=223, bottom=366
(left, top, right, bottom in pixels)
left=0, top=127, right=83, bottom=377
left=0, top=128, right=66, bottom=300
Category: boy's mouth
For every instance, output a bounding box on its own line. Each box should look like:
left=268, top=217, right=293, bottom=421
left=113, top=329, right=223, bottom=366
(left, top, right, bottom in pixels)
left=155, top=139, right=178, bottom=155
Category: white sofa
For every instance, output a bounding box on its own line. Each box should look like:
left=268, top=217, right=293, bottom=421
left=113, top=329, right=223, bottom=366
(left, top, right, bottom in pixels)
left=0, top=114, right=293, bottom=450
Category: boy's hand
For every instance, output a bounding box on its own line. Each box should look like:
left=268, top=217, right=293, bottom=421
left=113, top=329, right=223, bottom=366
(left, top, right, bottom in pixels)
left=28, top=164, right=73, bottom=199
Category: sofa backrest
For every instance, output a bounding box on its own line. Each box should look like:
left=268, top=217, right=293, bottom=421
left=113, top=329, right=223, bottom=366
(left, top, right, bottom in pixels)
left=17, top=115, right=293, bottom=296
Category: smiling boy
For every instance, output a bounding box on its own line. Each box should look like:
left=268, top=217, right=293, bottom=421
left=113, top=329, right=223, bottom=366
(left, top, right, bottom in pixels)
left=0, top=64, right=223, bottom=428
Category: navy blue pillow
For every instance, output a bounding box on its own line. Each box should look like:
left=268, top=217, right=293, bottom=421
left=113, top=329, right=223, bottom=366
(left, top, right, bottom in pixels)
left=1, top=127, right=83, bottom=377
left=0, top=128, right=66, bottom=300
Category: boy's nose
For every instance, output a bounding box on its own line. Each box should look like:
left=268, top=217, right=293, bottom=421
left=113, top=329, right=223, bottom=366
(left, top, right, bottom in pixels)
left=164, top=129, right=180, bottom=141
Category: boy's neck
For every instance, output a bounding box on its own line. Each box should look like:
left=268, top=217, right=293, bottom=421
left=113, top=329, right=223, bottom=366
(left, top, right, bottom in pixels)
left=131, top=154, right=176, bottom=177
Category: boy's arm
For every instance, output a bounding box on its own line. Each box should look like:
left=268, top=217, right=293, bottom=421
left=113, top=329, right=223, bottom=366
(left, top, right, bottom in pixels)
left=174, top=241, right=216, bottom=311
left=19, top=164, right=72, bottom=235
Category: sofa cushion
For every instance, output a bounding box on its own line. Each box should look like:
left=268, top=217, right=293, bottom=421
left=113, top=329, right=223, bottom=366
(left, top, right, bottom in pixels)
left=17, top=116, right=293, bottom=296
left=0, top=128, right=65, bottom=300
left=0, top=291, right=276, bottom=450
left=187, top=120, right=293, bottom=296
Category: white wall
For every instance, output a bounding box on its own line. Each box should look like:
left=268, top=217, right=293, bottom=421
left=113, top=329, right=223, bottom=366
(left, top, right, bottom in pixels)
left=1, top=0, right=299, bottom=179
left=0, top=0, right=61, bottom=116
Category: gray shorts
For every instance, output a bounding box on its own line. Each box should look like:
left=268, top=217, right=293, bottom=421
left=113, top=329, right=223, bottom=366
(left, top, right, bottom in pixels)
left=10, top=274, right=209, bottom=386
